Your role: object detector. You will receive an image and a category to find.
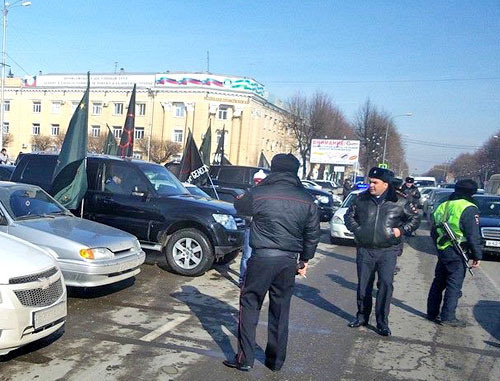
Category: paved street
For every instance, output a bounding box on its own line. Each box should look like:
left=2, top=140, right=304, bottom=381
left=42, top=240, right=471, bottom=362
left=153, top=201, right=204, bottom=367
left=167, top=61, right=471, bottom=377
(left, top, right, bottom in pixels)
left=1, top=220, right=499, bottom=381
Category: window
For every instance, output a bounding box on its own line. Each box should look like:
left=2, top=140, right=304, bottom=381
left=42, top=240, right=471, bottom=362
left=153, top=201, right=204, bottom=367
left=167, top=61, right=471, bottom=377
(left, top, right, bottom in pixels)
left=72, top=101, right=79, bottom=112
left=114, top=102, right=124, bottom=115
left=134, top=127, right=145, bottom=140
left=113, top=126, right=122, bottom=138
left=51, top=124, right=60, bottom=136
left=174, top=103, right=185, bottom=117
left=2, top=122, right=9, bottom=134
left=3, top=100, right=10, bottom=112
left=173, top=129, right=183, bottom=143
left=91, top=125, right=100, bottom=137
left=33, top=101, right=41, bottom=113
left=92, top=102, right=102, bottom=115
left=137, top=103, right=146, bottom=116
left=32, top=123, right=40, bottom=135
left=104, top=163, right=150, bottom=195
left=218, top=167, right=245, bottom=184
left=51, top=101, right=62, bottom=114
left=133, top=152, right=143, bottom=159
left=218, top=106, right=228, bottom=120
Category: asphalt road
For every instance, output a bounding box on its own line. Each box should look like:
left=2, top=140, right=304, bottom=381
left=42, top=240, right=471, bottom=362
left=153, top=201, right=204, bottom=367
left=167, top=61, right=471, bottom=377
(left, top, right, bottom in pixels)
left=1, top=221, right=499, bottom=380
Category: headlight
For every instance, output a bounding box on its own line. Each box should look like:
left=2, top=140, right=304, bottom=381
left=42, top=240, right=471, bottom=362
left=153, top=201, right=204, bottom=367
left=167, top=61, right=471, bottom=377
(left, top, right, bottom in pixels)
left=315, top=195, right=330, bottom=204
left=213, top=214, right=237, bottom=230
left=332, top=216, right=344, bottom=224
left=132, top=239, right=142, bottom=252
left=79, top=247, right=114, bottom=260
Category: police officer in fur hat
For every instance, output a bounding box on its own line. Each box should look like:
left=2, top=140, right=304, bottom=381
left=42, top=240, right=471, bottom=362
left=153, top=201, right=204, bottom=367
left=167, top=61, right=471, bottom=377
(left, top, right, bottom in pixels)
left=426, top=179, right=482, bottom=327
left=345, top=167, right=420, bottom=336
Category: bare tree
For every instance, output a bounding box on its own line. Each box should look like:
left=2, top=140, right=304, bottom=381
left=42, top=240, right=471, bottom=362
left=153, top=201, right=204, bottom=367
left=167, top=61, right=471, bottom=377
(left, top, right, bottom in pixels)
left=30, top=135, right=54, bottom=152
left=2, top=133, right=12, bottom=148
left=137, top=138, right=181, bottom=164
left=88, top=134, right=107, bottom=154
left=52, top=133, right=66, bottom=151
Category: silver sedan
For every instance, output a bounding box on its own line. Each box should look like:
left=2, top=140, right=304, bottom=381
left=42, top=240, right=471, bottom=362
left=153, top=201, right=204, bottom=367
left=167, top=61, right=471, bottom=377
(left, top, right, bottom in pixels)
left=0, top=182, right=145, bottom=287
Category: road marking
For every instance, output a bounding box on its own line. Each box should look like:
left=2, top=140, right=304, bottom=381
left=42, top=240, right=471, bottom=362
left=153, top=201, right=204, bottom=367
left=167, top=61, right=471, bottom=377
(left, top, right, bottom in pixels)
left=140, top=316, right=191, bottom=342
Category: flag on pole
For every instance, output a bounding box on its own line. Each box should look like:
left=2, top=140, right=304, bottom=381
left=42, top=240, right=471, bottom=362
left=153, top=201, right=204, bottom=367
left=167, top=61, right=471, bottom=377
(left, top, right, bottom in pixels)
left=51, top=72, right=89, bottom=209
left=104, top=124, right=119, bottom=155
left=178, top=131, right=209, bottom=184
left=258, top=151, right=270, bottom=169
left=118, top=84, right=136, bottom=157
left=199, top=120, right=212, bottom=165
left=213, top=126, right=231, bottom=165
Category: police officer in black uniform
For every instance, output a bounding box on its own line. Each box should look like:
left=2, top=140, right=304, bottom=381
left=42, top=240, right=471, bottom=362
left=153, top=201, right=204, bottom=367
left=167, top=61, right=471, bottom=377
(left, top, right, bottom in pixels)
left=402, top=176, right=421, bottom=205
left=223, top=153, right=320, bottom=372
left=345, top=167, right=420, bottom=336
left=426, top=179, right=482, bottom=327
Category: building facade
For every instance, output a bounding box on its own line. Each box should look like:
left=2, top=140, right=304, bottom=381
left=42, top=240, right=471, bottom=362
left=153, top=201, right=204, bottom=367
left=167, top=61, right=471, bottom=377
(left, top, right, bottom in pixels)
left=1, top=72, right=292, bottom=166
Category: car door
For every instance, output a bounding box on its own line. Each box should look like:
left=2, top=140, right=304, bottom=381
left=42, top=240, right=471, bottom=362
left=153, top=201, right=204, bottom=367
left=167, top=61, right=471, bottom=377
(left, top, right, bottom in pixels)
left=85, top=160, right=159, bottom=241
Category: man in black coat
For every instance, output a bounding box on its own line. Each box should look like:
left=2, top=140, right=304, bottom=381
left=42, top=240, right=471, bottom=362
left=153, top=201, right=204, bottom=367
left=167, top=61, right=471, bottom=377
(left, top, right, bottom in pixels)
left=402, top=176, right=421, bottom=204
left=223, top=153, right=320, bottom=372
left=345, top=167, right=420, bottom=336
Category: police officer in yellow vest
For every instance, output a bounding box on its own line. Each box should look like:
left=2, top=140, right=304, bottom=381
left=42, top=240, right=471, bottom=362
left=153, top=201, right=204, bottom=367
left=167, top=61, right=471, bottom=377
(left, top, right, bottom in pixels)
left=427, top=179, right=482, bottom=327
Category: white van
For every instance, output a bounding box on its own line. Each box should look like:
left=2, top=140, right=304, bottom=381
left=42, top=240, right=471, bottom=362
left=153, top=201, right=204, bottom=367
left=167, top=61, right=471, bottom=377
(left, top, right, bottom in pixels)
left=0, top=232, right=67, bottom=356
left=413, top=176, right=437, bottom=188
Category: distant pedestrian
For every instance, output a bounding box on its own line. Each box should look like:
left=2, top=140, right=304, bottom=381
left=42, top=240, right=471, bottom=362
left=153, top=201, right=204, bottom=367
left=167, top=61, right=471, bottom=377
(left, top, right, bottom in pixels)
left=0, top=148, right=8, bottom=164
left=224, top=153, right=320, bottom=372
left=426, top=179, right=482, bottom=327
left=345, top=167, right=420, bottom=336
left=402, top=177, right=421, bottom=204
left=238, top=169, right=267, bottom=286
left=343, top=178, right=352, bottom=199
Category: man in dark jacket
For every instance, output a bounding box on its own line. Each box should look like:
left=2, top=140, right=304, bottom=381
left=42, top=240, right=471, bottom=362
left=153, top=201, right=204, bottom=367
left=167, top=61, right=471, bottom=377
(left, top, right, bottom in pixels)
left=345, top=167, right=420, bottom=336
left=343, top=178, right=352, bottom=199
left=223, top=153, right=320, bottom=372
left=402, top=177, right=421, bottom=204
left=426, top=179, right=482, bottom=327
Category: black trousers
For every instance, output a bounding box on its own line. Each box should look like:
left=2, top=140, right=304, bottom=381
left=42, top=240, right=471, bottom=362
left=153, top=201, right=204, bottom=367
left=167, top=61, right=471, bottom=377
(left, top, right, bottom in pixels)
left=355, top=246, right=400, bottom=329
left=237, top=254, right=296, bottom=369
left=427, top=248, right=466, bottom=321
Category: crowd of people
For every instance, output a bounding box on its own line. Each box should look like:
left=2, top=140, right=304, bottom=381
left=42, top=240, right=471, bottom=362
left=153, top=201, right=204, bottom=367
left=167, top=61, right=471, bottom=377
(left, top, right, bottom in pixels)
left=224, top=153, right=482, bottom=373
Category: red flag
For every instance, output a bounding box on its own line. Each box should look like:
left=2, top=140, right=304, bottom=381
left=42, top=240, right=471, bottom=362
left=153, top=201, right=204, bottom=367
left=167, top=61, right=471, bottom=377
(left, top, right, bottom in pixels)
left=118, top=84, right=136, bottom=157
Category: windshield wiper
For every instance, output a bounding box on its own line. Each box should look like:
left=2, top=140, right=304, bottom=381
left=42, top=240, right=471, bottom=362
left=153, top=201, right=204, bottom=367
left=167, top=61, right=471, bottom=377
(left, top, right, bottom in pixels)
left=47, top=211, right=72, bottom=216
left=16, top=213, right=56, bottom=220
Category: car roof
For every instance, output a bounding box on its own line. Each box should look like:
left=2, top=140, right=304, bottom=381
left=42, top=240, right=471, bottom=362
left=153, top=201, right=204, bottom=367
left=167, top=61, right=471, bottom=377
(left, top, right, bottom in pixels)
left=19, top=152, right=162, bottom=166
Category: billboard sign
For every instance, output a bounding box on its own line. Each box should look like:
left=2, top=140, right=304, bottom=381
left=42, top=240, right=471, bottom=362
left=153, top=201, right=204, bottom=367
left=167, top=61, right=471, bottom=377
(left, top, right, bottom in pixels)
left=310, top=139, right=360, bottom=165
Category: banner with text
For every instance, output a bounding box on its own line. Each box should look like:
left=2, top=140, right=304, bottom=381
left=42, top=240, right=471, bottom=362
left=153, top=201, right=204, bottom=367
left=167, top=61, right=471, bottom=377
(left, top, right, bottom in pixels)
left=310, top=139, right=360, bottom=165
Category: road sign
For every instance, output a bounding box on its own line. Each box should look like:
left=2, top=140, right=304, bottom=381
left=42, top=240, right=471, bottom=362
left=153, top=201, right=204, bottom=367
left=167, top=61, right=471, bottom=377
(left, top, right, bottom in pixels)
left=378, top=163, right=388, bottom=169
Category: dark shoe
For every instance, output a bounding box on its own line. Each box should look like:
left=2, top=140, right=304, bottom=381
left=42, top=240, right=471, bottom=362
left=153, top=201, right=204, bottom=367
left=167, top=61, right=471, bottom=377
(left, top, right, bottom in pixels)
left=265, top=361, right=282, bottom=372
left=348, top=319, right=367, bottom=328
left=439, top=319, right=466, bottom=328
left=377, top=327, right=392, bottom=336
left=426, top=315, right=440, bottom=323
left=223, top=359, right=252, bottom=371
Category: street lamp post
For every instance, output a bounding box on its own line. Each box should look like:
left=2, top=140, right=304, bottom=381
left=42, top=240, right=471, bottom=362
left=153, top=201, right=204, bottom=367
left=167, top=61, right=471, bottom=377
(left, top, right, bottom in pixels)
left=382, top=112, right=412, bottom=165
left=0, top=0, right=31, bottom=150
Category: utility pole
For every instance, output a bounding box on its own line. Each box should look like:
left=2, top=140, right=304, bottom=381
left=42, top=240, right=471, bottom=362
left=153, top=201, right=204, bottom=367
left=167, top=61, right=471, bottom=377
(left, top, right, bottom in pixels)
left=206, top=51, right=210, bottom=73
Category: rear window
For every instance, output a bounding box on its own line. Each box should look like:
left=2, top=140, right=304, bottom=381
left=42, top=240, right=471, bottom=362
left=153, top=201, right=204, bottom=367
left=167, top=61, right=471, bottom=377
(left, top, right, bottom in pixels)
left=20, top=156, right=57, bottom=188
left=218, top=167, right=246, bottom=184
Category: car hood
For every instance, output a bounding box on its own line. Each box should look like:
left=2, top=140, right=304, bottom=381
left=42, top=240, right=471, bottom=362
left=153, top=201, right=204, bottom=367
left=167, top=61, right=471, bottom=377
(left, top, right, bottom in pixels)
left=166, top=194, right=237, bottom=214
left=10, top=216, right=137, bottom=252
left=479, top=216, right=500, bottom=228
left=0, top=231, right=57, bottom=284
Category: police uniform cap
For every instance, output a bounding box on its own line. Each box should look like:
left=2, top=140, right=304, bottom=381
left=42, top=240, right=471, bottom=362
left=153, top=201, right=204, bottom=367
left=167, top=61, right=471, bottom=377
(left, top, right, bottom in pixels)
left=368, top=167, right=394, bottom=184
left=455, top=179, right=478, bottom=196
left=271, top=153, right=300, bottom=174
left=405, top=177, right=414, bottom=183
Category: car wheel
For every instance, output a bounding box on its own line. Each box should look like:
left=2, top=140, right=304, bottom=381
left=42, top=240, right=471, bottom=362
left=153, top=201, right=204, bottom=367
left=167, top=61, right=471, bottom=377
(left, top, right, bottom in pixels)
left=217, top=250, right=240, bottom=265
left=164, top=228, right=214, bottom=276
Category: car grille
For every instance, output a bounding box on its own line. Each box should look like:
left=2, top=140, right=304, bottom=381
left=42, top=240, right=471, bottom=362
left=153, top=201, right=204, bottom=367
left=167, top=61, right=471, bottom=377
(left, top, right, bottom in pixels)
left=14, top=278, right=63, bottom=307
left=234, top=217, right=246, bottom=229
left=481, top=227, right=500, bottom=240
left=9, top=267, right=58, bottom=285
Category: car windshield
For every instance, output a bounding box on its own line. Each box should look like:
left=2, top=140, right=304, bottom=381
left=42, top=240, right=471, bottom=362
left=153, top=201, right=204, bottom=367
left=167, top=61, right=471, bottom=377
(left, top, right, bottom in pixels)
left=416, top=180, right=436, bottom=187
left=136, top=162, right=188, bottom=196
left=475, top=197, right=500, bottom=217
left=0, top=187, right=66, bottom=219
left=342, top=193, right=358, bottom=208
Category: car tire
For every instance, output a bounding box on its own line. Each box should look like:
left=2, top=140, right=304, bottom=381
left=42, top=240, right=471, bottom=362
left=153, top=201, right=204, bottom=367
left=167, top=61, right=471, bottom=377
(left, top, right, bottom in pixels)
left=164, top=228, right=214, bottom=276
left=217, top=250, right=240, bottom=265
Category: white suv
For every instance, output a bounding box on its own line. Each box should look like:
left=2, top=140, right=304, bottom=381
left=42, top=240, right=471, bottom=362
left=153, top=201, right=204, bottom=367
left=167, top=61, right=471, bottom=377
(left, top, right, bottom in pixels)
left=0, top=232, right=67, bottom=356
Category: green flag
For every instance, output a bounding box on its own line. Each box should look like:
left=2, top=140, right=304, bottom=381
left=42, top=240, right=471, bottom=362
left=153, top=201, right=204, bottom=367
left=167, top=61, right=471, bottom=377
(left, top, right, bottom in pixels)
left=104, top=124, right=119, bottom=155
left=199, top=121, right=211, bottom=165
left=51, top=73, right=89, bottom=210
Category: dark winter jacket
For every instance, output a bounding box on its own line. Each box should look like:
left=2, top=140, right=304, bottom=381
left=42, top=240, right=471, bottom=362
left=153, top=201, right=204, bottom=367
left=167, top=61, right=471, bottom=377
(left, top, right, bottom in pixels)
left=234, top=172, right=320, bottom=262
left=402, top=185, right=421, bottom=204
left=345, top=186, right=420, bottom=249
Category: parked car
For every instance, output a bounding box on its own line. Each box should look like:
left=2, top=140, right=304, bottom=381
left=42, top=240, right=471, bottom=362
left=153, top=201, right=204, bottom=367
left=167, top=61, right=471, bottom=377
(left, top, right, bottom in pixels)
left=423, top=189, right=454, bottom=218
left=11, top=153, right=245, bottom=276
left=0, top=182, right=146, bottom=287
left=329, top=190, right=362, bottom=244
left=314, top=180, right=339, bottom=190
left=0, top=164, right=14, bottom=181
left=183, top=183, right=211, bottom=198
left=0, top=232, right=67, bottom=356
left=301, top=180, right=322, bottom=190
left=414, top=176, right=437, bottom=188
left=474, top=195, right=500, bottom=256
left=209, top=165, right=270, bottom=191
left=419, top=187, right=440, bottom=209
left=306, top=187, right=339, bottom=222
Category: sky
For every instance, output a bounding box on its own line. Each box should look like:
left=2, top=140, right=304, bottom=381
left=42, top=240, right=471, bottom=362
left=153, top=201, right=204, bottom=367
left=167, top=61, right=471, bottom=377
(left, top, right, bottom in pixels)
left=5, top=0, right=500, bottom=173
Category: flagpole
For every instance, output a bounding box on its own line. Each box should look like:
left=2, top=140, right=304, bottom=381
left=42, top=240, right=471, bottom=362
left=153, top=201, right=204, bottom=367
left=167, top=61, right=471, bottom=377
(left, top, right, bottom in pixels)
left=221, top=125, right=225, bottom=166
left=80, top=157, right=87, bottom=218
left=206, top=171, right=219, bottom=200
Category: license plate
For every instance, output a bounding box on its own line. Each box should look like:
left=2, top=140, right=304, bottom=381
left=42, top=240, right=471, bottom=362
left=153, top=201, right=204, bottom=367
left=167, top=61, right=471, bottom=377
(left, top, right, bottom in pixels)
left=485, top=240, right=500, bottom=248
left=33, top=302, right=67, bottom=329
